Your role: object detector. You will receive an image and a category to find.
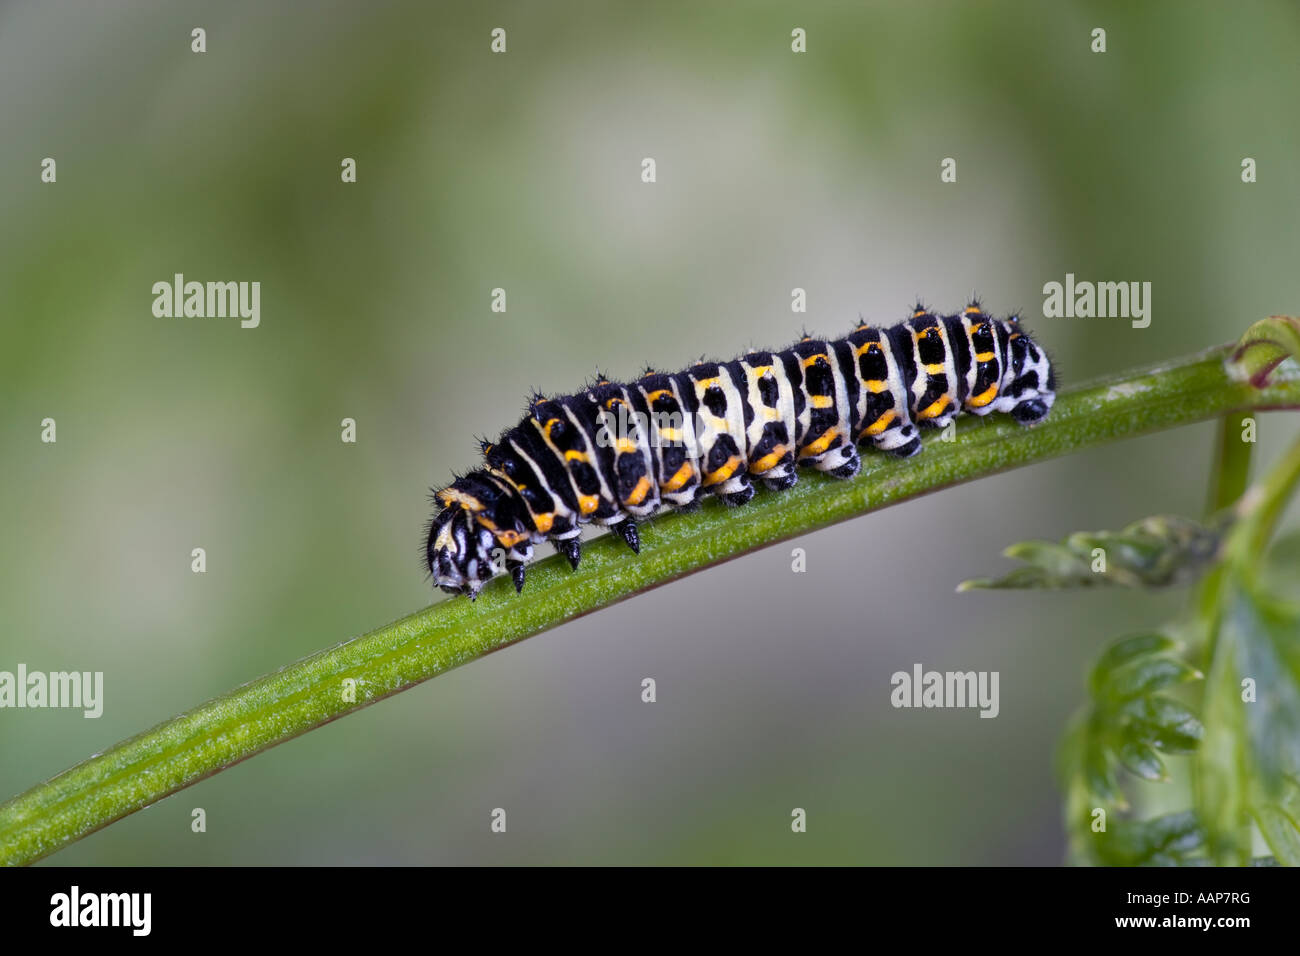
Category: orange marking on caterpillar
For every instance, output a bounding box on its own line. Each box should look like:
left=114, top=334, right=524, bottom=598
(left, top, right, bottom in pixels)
left=662, top=463, right=694, bottom=492
left=863, top=410, right=896, bottom=437
left=968, top=383, right=999, bottom=408
left=918, top=395, right=952, bottom=420
left=624, top=475, right=652, bottom=506
left=702, top=456, right=741, bottom=486
left=439, top=489, right=484, bottom=512
left=749, top=448, right=787, bottom=473
left=494, top=529, right=528, bottom=548
left=799, top=429, right=838, bottom=458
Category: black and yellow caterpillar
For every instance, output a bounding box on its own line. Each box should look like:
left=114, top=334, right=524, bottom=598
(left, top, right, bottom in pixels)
left=426, top=303, right=1056, bottom=597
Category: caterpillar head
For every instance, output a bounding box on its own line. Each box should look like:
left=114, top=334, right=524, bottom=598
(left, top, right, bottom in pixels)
left=993, top=318, right=1056, bottom=425
left=425, top=472, right=532, bottom=597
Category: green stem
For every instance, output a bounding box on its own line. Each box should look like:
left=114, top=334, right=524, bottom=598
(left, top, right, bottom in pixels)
left=1229, top=432, right=1300, bottom=568
left=3, top=344, right=1299, bottom=866
left=1206, top=413, right=1254, bottom=515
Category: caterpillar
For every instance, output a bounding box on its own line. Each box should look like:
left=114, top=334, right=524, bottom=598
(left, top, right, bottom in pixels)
left=425, top=303, right=1056, bottom=598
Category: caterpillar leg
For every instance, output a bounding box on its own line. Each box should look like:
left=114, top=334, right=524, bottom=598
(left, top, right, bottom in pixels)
left=745, top=422, right=795, bottom=484
left=861, top=412, right=922, bottom=458
left=751, top=452, right=797, bottom=490
left=824, top=445, right=861, bottom=479
left=707, top=468, right=755, bottom=506
left=917, top=410, right=958, bottom=431
left=598, top=512, right=641, bottom=552
left=801, top=438, right=859, bottom=478
left=762, top=464, right=798, bottom=491
left=889, top=435, right=922, bottom=458
left=1011, top=398, right=1051, bottom=425
left=616, top=517, right=640, bottom=553
left=507, top=558, right=527, bottom=593
left=862, top=417, right=922, bottom=458
left=657, top=453, right=700, bottom=509
left=723, top=475, right=755, bottom=506
left=553, top=533, right=582, bottom=569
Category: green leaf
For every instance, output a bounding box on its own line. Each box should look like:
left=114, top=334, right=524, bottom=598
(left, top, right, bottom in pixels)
left=1225, top=590, right=1300, bottom=793
left=1065, top=633, right=1205, bottom=818
left=1084, top=739, right=1126, bottom=808
left=1118, top=740, right=1167, bottom=781
left=1087, top=633, right=1178, bottom=696
left=1096, top=810, right=1205, bottom=866
left=1123, top=695, right=1204, bottom=754
left=960, top=514, right=1225, bottom=591
left=1100, top=656, right=1202, bottom=704
left=1252, top=805, right=1300, bottom=866
left=1004, top=540, right=1093, bottom=577
left=957, top=566, right=1059, bottom=590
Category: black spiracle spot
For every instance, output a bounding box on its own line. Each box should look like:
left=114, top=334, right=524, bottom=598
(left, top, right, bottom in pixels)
left=703, top=384, right=728, bottom=418
left=804, top=357, right=834, bottom=395
left=917, top=332, right=946, bottom=366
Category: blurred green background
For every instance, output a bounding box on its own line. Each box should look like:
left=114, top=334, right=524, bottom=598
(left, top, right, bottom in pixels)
left=2, top=0, right=1299, bottom=865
